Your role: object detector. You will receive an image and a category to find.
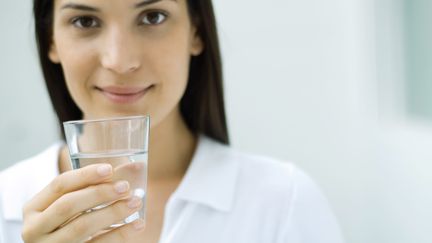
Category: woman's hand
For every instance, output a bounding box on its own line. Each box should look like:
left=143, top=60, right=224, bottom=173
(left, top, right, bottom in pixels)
left=21, top=164, right=145, bottom=243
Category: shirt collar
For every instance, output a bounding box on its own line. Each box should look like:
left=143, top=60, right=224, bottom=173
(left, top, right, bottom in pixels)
left=1, top=136, right=239, bottom=221
left=171, top=135, right=239, bottom=212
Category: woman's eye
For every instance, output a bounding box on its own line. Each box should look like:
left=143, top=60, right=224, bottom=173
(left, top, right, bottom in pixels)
left=71, top=16, right=99, bottom=29
left=141, top=12, right=167, bottom=25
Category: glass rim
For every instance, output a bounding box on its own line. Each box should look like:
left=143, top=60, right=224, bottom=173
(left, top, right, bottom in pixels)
left=63, top=115, right=149, bottom=125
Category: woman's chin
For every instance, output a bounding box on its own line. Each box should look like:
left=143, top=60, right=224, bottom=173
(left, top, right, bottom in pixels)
left=83, top=111, right=148, bottom=120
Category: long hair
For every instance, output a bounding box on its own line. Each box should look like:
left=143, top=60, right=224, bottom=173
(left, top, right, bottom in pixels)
left=33, top=0, right=229, bottom=144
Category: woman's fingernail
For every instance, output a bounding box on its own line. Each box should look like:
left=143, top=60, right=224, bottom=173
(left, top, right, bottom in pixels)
left=133, top=219, right=146, bottom=230
left=114, top=181, right=129, bottom=194
left=97, top=164, right=112, bottom=177
left=127, top=197, right=142, bottom=209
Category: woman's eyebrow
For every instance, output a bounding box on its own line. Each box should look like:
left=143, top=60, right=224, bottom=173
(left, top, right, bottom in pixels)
left=60, top=0, right=177, bottom=12
left=134, top=0, right=176, bottom=9
left=61, top=3, right=99, bottom=12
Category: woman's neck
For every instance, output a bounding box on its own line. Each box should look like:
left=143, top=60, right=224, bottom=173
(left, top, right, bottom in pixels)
left=147, top=109, right=197, bottom=181
left=58, top=109, right=197, bottom=182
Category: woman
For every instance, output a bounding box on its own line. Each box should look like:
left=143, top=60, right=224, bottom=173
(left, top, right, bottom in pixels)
left=0, top=0, right=344, bottom=242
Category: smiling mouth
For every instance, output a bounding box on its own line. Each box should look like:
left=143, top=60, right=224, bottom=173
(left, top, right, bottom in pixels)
left=95, top=85, right=154, bottom=104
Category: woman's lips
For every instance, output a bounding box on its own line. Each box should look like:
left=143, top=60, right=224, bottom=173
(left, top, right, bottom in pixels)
left=96, top=85, right=153, bottom=104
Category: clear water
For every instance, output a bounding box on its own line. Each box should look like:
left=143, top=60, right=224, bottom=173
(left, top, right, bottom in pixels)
left=70, top=150, right=148, bottom=227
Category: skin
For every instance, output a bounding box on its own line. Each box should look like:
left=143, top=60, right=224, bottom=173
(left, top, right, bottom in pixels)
left=22, top=0, right=203, bottom=242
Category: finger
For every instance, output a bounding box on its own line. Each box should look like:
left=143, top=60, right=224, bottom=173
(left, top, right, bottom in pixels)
left=39, top=180, right=131, bottom=233
left=51, top=196, right=143, bottom=243
left=90, top=219, right=146, bottom=243
left=24, top=164, right=113, bottom=213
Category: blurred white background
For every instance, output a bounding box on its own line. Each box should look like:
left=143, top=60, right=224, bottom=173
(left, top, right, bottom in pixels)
left=1, top=0, right=432, bottom=242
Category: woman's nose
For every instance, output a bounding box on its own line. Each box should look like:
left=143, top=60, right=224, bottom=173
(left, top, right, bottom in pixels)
left=100, top=29, right=141, bottom=74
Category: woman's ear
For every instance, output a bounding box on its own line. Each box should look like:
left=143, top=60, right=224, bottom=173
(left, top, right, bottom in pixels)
left=48, top=41, right=60, bottom=64
left=190, top=26, right=204, bottom=56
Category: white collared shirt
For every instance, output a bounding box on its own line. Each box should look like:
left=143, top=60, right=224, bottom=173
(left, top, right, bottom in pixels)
left=0, top=136, right=344, bottom=243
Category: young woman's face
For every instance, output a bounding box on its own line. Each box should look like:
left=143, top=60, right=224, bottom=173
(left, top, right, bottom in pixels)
left=49, top=0, right=203, bottom=125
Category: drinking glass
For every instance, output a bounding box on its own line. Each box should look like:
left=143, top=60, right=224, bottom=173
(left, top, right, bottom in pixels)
left=63, top=116, right=150, bottom=227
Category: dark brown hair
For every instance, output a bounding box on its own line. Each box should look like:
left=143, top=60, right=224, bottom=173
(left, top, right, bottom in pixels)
left=33, top=0, right=229, bottom=144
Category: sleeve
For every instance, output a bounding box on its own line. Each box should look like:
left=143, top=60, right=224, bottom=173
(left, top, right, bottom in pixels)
left=280, top=168, right=345, bottom=243
left=0, top=177, right=7, bottom=243
left=0, top=173, right=24, bottom=243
